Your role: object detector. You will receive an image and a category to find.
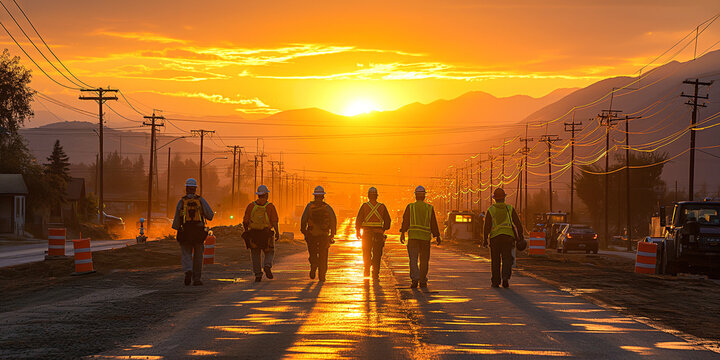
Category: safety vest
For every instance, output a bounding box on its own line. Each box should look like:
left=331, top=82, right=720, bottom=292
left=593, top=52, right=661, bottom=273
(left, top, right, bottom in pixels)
left=408, top=201, right=433, bottom=241
left=488, top=202, right=516, bottom=239
left=182, top=196, right=205, bottom=223
left=362, top=202, right=385, bottom=228
left=249, top=202, right=271, bottom=230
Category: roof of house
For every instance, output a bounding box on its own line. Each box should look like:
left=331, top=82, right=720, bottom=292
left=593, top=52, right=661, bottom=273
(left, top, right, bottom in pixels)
left=0, top=174, right=28, bottom=195
left=66, top=177, right=85, bottom=201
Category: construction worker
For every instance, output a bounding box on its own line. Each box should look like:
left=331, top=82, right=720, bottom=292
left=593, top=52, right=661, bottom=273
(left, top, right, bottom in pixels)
left=400, top=186, right=441, bottom=288
left=171, top=178, right=214, bottom=286
left=482, top=188, right=524, bottom=288
left=300, top=186, right=337, bottom=282
left=355, top=187, right=392, bottom=279
left=242, top=185, right=280, bottom=282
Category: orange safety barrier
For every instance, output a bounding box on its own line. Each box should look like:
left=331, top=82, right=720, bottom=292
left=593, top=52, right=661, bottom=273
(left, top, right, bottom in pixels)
left=203, top=234, right=216, bottom=264
left=72, top=238, right=95, bottom=275
left=528, top=232, right=546, bottom=256
left=634, top=241, right=658, bottom=274
left=46, top=228, right=67, bottom=259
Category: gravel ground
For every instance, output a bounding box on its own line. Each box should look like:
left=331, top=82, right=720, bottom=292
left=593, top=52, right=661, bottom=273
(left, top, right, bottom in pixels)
left=445, top=238, right=720, bottom=345
left=0, top=236, right=307, bottom=359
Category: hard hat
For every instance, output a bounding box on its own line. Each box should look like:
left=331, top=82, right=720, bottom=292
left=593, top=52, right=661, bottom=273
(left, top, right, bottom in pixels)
left=313, top=186, right=326, bottom=195
left=185, top=178, right=198, bottom=187
left=493, top=188, right=506, bottom=199
left=256, top=184, right=270, bottom=195
left=368, top=187, right=378, bottom=195
left=415, top=185, right=426, bottom=193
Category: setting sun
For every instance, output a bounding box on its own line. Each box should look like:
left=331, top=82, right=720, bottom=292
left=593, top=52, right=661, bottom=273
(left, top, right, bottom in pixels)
left=343, top=98, right=380, bottom=116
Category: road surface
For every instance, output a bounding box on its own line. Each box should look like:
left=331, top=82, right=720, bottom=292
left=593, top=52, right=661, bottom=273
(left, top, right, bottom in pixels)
left=94, top=222, right=719, bottom=359
left=0, top=239, right=135, bottom=268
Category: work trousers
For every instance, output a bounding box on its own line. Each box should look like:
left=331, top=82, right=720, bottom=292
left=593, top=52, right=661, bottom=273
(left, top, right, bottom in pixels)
left=251, top=247, right=275, bottom=277
left=306, top=235, right=331, bottom=279
left=489, top=234, right=515, bottom=285
left=407, top=239, right=431, bottom=282
left=361, top=230, right=385, bottom=276
left=180, top=241, right=204, bottom=281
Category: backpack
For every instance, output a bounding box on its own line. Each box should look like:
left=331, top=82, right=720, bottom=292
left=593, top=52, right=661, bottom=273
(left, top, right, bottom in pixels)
left=249, top=202, right=271, bottom=230
left=307, top=202, right=331, bottom=236
left=182, top=196, right=205, bottom=224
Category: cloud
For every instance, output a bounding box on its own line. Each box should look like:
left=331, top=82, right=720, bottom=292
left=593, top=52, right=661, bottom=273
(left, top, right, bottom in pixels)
left=96, top=30, right=188, bottom=44
left=146, top=91, right=280, bottom=114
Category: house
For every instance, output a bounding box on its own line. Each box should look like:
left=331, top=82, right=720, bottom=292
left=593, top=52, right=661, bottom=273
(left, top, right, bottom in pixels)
left=63, top=177, right=86, bottom=222
left=0, top=174, right=28, bottom=235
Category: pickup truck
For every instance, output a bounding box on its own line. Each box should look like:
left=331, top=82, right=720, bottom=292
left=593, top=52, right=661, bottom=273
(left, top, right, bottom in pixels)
left=658, top=200, right=720, bottom=278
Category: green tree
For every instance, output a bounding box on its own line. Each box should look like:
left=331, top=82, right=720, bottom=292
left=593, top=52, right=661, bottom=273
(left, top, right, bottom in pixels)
left=44, top=139, right=71, bottom=208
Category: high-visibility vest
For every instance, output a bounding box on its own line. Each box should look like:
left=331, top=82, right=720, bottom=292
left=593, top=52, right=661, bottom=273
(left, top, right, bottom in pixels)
left=488, top=202, right=516, bottom=239
left=408, top=201, right=433, bottom=241
left=362, top=202, right=385, bottom=228
left=249, top=202, right=271, bottom=230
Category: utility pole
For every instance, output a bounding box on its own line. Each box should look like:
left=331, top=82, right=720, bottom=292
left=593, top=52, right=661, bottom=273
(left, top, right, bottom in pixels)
left=540, top=135, right=561, bottom=212
left=468, top=159, right=473, bottom=211
left=455, top=166, right=459, bottom=210
left=227, top=145, right=243, bottom=218
left=166, top=147, right=171, bottom=218
left=190, top=129, right=214, bottom=193
left=501, top=140, right=506, bottom=189
left=681, top=78, right=713, bottom=201
left=80, top=88, right=118, bottom=224
left=520, top=127, right=534, bottom=226
left=489, top=150, right=494, bottom=204
left=598, top=101, right=623, bottom=248
left=143, top=112, right=164, bottom=230
left=477, top=157, right=482, bottom=211
left=564, top=119, right=583, bottom=224
left=269, top=161, right=282, bottom=202
left=622, top=114, right=640, bottom=251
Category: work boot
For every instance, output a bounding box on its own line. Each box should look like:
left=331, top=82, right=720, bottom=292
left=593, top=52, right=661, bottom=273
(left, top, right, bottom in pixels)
left=491, top=283, right=500, bottom=288
left=319, top=275, right=326, bottom=282
left=184, top=271, right=192, bottom=286
left=309, top=267, right=316, bottom=279
left=255, top=276, right=262, bottom=282
left=264, top=266, right=274, bottom=279
left=193, top=280, right=203, bottom=286
left=411, top=280, right=419, bottom=288
left=364, top=267, right=370, bottom=277
left=419, top=282, right=428, bottom=288
left=502, top=279, right=509, bottom=288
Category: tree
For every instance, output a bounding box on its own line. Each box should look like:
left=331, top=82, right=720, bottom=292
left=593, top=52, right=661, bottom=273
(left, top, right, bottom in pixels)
left=575, top=152, right=668, bottom=239
left=44, top=139, right=71, bottom=208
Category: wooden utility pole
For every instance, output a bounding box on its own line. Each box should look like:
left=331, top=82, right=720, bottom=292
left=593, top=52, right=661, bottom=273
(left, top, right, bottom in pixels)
left=622, top=114, right=640, bottom=250
left=166, top=147, right=171, bottom=218
left=540, top=135, right=561, bottom=212
left=564, top=119, right=583, bottom=224
left=520, top=127, right=534, bottom=225
left=489, top=150, right=494, bottom=204
left=79, top=88, right=118, bottom=224
left=227, top=145, right=243, bottom=218
left=191, top=129, right=215, bottom=193
left=681, top=78, right=713, bottom=201
left=598, top=104, right=623, bottom=248
left=143, top=112, right=164, bottom=230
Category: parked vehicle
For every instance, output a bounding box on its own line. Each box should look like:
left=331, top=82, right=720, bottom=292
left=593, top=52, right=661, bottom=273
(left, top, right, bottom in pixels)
left=556, top=224, right=599, bottom=254
left=444, top=211, right=480, bottom=242
left=658, top=200, right=720, bottom=278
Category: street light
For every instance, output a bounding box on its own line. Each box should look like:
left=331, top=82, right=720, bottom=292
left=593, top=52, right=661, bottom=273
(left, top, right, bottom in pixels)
left=205, top=156, right=228, bottom=166
left=157, top=136, right=188, bottom=151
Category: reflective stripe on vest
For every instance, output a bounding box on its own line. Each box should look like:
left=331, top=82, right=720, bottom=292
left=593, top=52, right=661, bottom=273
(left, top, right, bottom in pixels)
left=408, top=201, right=432, bottom=241
left=362, top=202, right=385, bottom=228
left=249, top=203, right=271, bottom=230
left=488, top=203, right=515, bottom=239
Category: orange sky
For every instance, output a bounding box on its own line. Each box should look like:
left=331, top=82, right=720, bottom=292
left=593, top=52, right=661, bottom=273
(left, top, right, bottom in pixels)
left=3, top=0, right=719, bottom=121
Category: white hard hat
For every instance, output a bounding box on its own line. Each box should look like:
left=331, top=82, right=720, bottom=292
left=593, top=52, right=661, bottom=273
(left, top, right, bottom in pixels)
left=185, top=178, right=198, bottom=187
left=368, top=187, right=378, bottom=195
left=313, top=186, right=326, bottom=195
left=415, top=185, right=426, bottom=193
left=256, top=184, right=270, bottom=195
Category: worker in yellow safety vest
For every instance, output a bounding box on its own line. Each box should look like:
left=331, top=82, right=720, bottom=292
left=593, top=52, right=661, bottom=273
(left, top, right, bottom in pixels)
left=243, top=185, right=280, bottom=282
left=483, top=188, right=524, bottom=288
left=171, top=178, right=214, bottom=286
left=355, top=187, right=392, bottom=279
left=400, top=186, right=441, bottom=289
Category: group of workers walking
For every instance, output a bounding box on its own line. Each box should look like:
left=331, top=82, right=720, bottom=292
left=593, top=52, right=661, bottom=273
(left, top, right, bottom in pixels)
left=171, top=178, right=523, bottom=289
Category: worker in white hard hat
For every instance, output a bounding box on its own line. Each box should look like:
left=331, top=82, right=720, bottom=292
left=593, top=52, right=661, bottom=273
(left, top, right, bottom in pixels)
left=171, top=178, right=214, bottom=286
left=356, top=187, right=392, bottom=279
left=400, top=185, right=441, bottom=289
left=300, top=186, right=337, bottom=281
left=483, top=188, right=524, bottom=288
left=242, top=185, right=280, bottom=282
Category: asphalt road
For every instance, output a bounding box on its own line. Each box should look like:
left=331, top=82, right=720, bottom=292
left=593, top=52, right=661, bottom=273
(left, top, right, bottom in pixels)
left=94, top=222, right=719, bottom=359
left=0, top=239, right=135, bottom=268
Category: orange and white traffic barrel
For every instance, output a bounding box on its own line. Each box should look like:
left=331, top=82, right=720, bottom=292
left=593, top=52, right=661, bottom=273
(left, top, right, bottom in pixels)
left=203, top=233, right=216, bottom=264
left=72, top=238, right=95, bottom=275
left=634, top=241, right=658, bottom=274
left=46, top=228, right=67, bottom=259
left=528, top=232, right=546, bottom=256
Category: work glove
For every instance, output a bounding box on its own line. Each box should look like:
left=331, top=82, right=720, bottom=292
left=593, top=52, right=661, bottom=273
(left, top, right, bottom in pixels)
left=436, top=236, right=442, bottom=245
left=400, top=232, right=405, bottom=244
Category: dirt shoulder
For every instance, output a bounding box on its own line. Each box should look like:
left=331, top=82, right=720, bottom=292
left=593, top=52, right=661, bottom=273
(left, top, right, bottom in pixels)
left=0, top=233, right=307, bottom=360
left=445, top=239, right=720, bottom=344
